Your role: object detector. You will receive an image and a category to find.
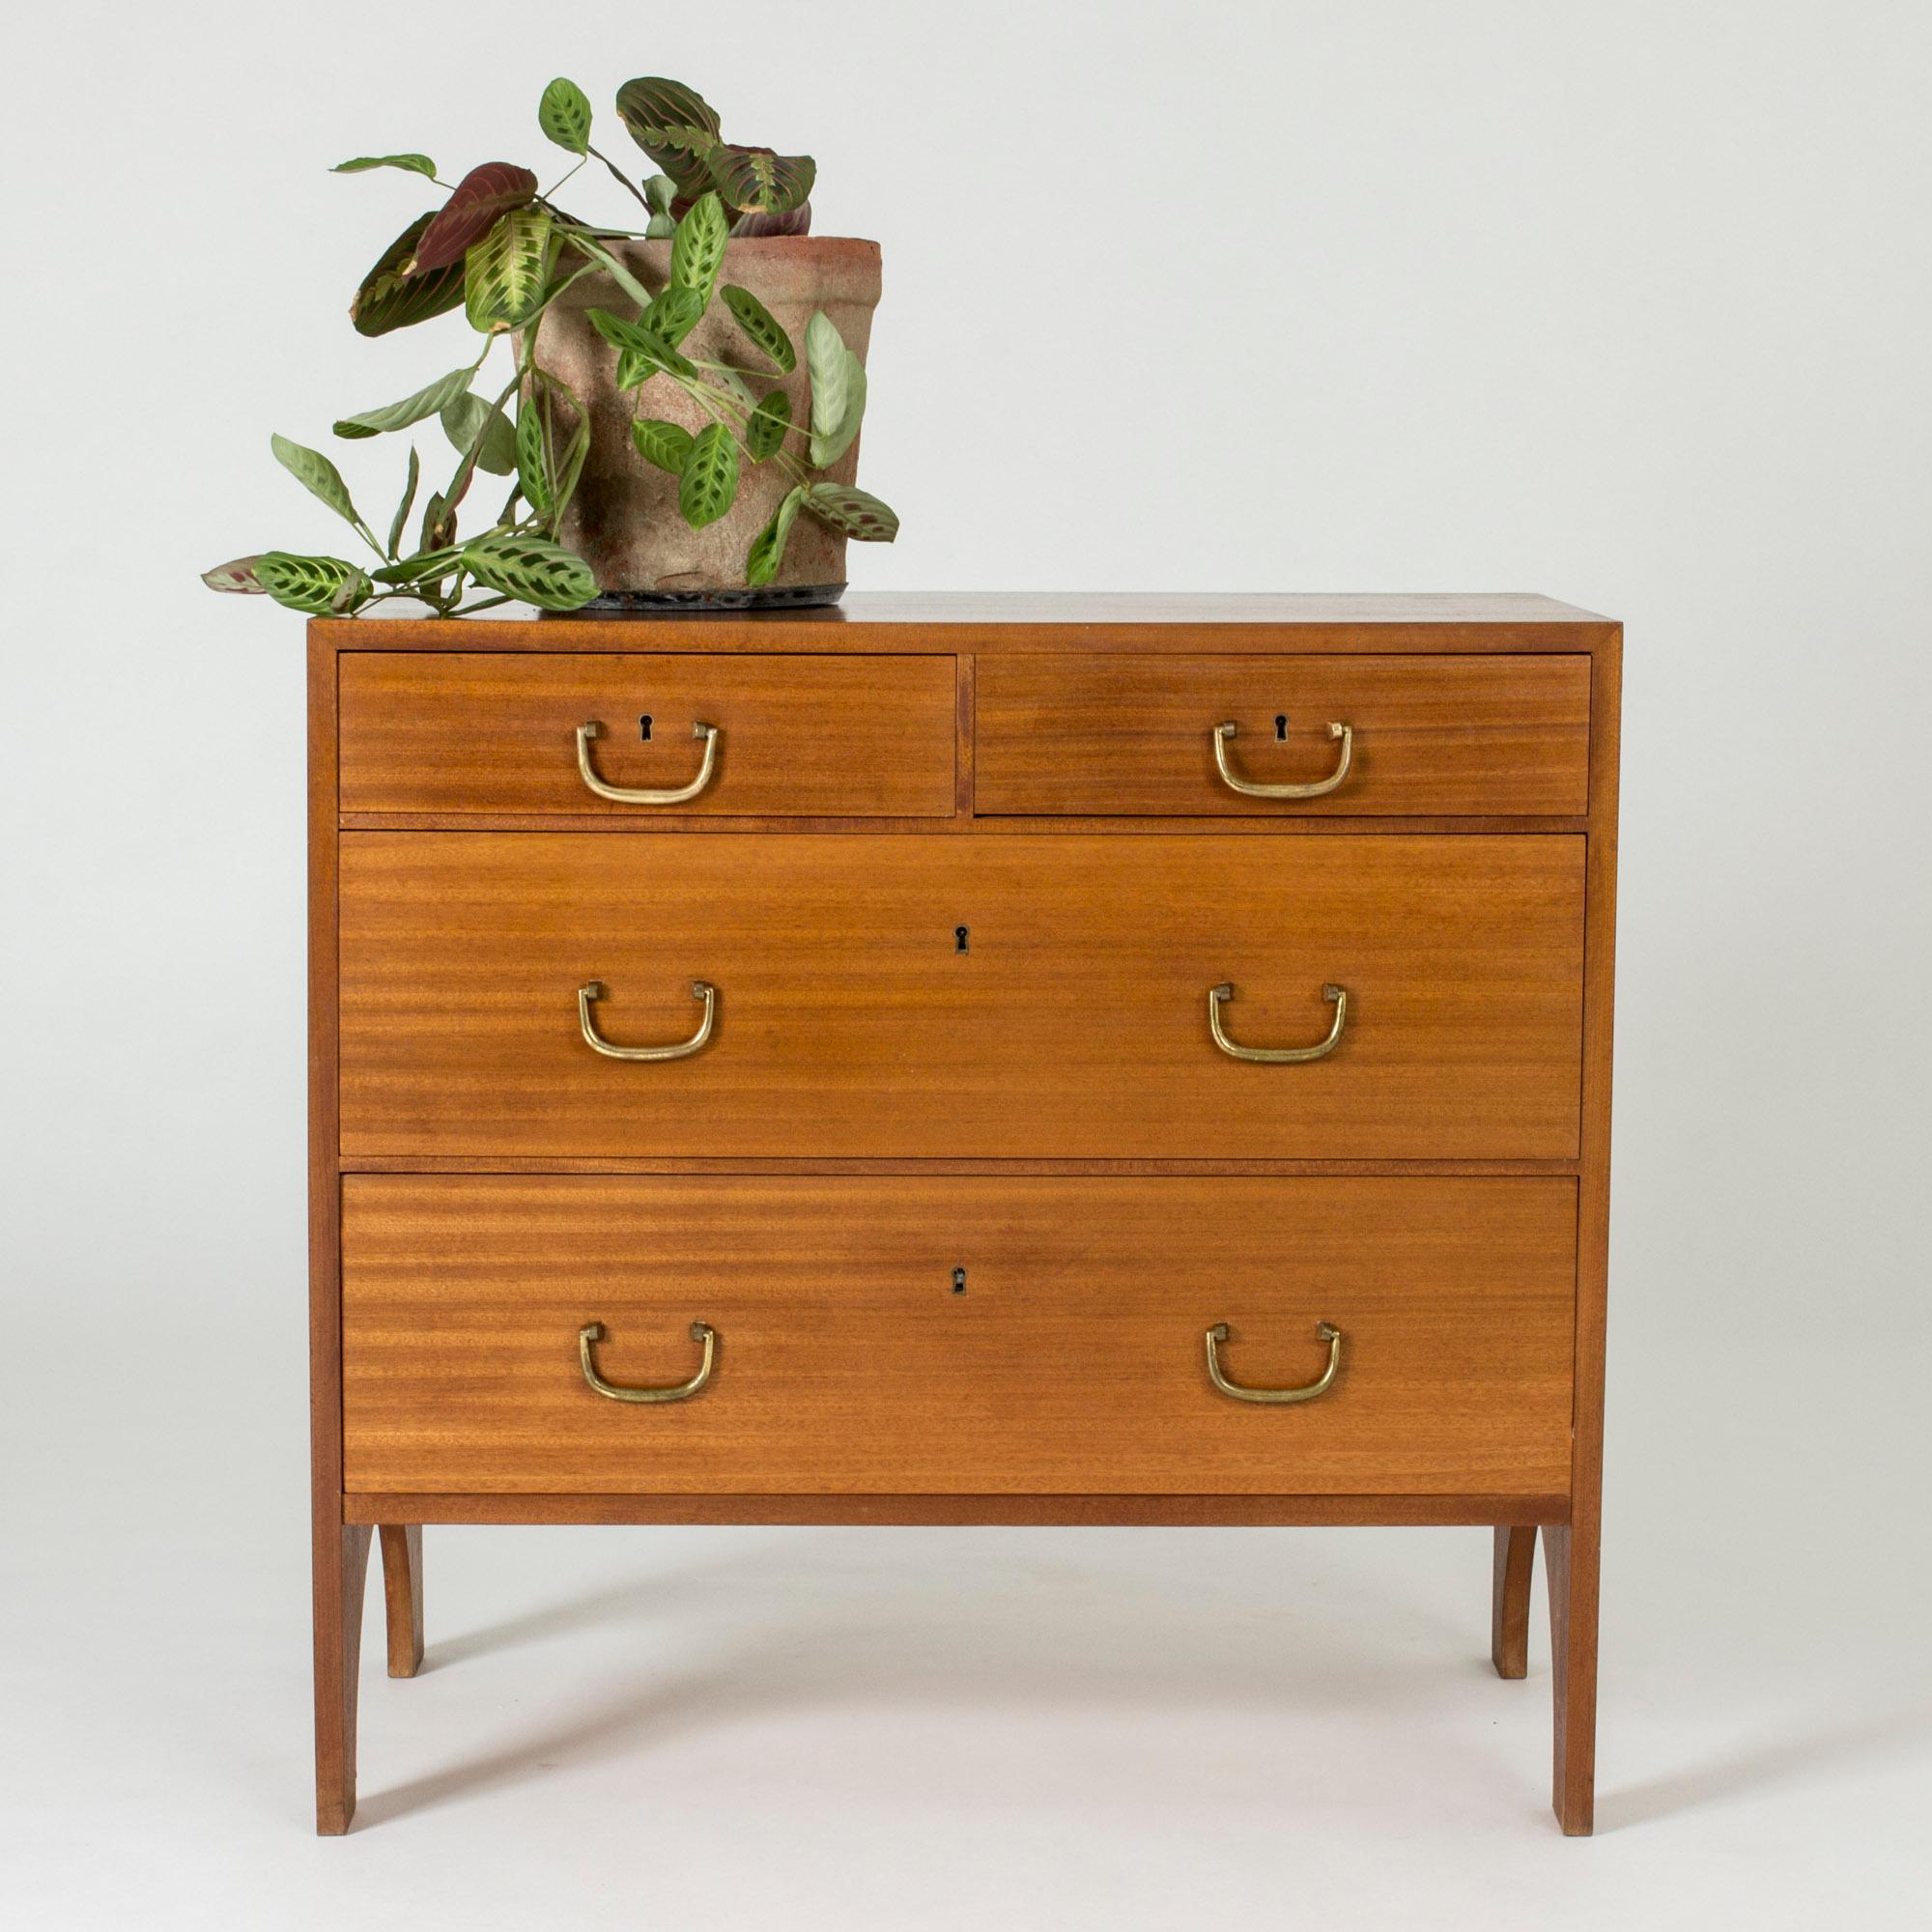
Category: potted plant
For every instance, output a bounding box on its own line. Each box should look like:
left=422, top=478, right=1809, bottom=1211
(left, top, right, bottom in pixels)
left=203, top=75, right=897, bottom=616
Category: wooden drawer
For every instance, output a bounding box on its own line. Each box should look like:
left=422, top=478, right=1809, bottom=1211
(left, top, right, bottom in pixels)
left=974, top=655, right=1590, bottom=815
left=337, top=652, right=957, bottom=818
left=340, top=1176, right=1577, bottom=1496
left=337, top=832, right=1584, bottom=1160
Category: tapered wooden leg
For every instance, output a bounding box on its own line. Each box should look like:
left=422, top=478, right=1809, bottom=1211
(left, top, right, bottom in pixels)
left=1491, top=1525, right=1536, bottom=1679
left=1543, top=1522, right=1599, bottom=1834
left=314, top=1522, right=374, bottom=1834
left=379, top=1524, right=425, bottom=1678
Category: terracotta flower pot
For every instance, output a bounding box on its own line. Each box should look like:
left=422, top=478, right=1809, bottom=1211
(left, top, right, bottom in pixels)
left=528, top=236, right=881, bottom=608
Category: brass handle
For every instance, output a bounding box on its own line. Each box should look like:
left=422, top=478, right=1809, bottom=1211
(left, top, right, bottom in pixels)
left=577, top=719, right=720, bottom=805
left=1213, top=719, right=1352, bottom=799
left=1205, top=1321, right=1343, bottom=1405
left=579, top=1321, right=715, bottom=1403
left=1208, top=981, right=1347, bottom=1063
left=579, top=980, right=715, bottom=1061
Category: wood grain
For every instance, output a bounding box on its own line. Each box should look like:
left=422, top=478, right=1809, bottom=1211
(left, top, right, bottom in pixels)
left=337, top=832, right=1586, bottom=1162
left=378, top=1523, right=423, bottom=1678
left=338, top=652, right=955, bottom=818
left=1492, top=1523, right=1537, bottom=1678
left=976, top=655, right=1590, bottom=816
left=340, top=1175, right=1577, bottom=1496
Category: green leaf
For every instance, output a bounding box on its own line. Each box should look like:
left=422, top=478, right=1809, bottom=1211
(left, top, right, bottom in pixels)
left=745, top=388, right=791, bottom=462
left=538, top=77, right=591, bottom=156
left=412, top=161, right=539, bottom=273
left=516, top=403, right=551, bottom=515
left=642, top=284, right=704, bottom=347
left=369, top=545, right=464, bottom=585
left=710, top=364, right=756, bottom=412
left=270, top=433, right=368, bottom=533
left=331, top=154, right=437, bottom=178
left=386, top=445, right=421, bottom=557
left=350, top=213, right=467, bottom=336
left=678, top=422, right=739, bottom=528
left=614, top=76, right=722, bottom=197
left=707, top=145, right=815, bottom=215
left=745, top=485, right=806, bottom=586
left=460, top=530, right=599, bottom=610
left=631, top=418, right=696, bottom=474
left=805, top=312, right=867, bottom=467
left=465, top=206, right=554, bottom=333
left=440, top=391, right=519, bottom=475
left=669, top=191, right=728, bottom=301
left=201, top=554, right=266, bottom=594
left=419, top=489, right=456, bottom=554
left=802, top=483, right=898, bottom=542
left=720, top=284, right=795, bottom=373
left=644, top=174, right=676, bottom=214
left=562, top=233, right=659, bottom=312
left=333, top=367, right=473, bottom=440
left=256, top=552, right=374, bottom=614
left=587, top=308, right=696, bottom=388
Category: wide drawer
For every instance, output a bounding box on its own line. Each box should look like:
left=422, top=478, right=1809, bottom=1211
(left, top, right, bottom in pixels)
left=337, top=833, right=1585, bottom=1160
left=338, top=652, right=957, bottom=817
left=974, top=655, right=1590, bottom=815
left=340, top=1176, right=1577, bottom=1495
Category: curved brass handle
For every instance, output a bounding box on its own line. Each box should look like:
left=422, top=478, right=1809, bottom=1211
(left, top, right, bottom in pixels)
left=579, top=980, right=715, bottom=1061
left=579, top=1321, right=716, bottom=1403
left=1208, top=981, right=1347, bottom=1063
left=1213, top=720, right=1352, bottom=799
left=1205, top=1321, right=1343, bottom=1405
left=577, top=719, right=720, bottom=805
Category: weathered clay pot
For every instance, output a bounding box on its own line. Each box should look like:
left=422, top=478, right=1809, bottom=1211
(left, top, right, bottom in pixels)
left=529, top=236, right=881, bottom=606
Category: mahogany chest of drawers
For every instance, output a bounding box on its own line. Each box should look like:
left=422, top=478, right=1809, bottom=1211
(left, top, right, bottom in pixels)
left=306, top=593, right=1620, bottom=1833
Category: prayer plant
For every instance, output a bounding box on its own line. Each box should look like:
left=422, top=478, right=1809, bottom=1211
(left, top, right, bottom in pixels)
left=203, top=75, right=896, bottom=616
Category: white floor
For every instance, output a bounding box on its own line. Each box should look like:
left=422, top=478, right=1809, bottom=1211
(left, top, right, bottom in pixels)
left=6, top=1306, right=1929, bottom=1931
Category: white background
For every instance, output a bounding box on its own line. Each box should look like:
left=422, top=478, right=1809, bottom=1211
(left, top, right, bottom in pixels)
left=4, top=2, right=1930, bottom=1925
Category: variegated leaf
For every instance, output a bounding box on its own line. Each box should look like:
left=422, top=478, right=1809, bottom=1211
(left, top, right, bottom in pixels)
left=538, top=77, right=591, bottom=156
left=270, top=433, right=367, bottom=531
left=460, top=530, right=599, bottom=610
left=631, top=418, right=696, bottom=474
left=351, top=214, right=467, bottom=336
left=720, top=284, right=795, bottom=372
left=465, top=206, right=554, bottom=332
left=614, top=76, right=722, bottom=196
left=587, top=308, right=696, bottom=388
left=412, top=162, right=538, bottom=273
left=331, top=154, right=437, bottom=177
left=745, top=388, right=791, bottom=462
left=678, top=422, right=739, bottom=528
left=802, top=483, right=898, bottom=542
left=669, top=190, right=728, bottom=302
left=370, top=545, right=463, bottom=584
left=642, top=284, right=704, bottom=347
left=707, top=145, right=815, bottom=215
left=746, top=485, right=806, bottom=586
left=729, top=201, right=812, bottom=238
left=333, top=367, right=473, bottom=440
left=201, top=554, right=266, bottom=594
left=256, top=552, right=374, bottom=614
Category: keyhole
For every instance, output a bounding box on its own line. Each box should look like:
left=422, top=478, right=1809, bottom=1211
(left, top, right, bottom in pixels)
left=639, top=714, right=654, bottom=741
left=954, top=925, right=970, bottom=953
left=952, top=1267, right=968, bottom=1294
left=1275, top=714, right=1289, bottom=741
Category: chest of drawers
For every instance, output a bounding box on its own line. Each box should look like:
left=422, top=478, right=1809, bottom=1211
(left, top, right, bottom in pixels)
left=307, top=593, right=1620, bottom=1834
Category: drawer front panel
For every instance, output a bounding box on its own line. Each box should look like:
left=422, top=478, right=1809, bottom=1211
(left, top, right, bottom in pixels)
left=338, top=832, right=1585, bottom=1160
left=338, top=652, right=957, bottom=818
left=341, top=1176, right=1577, bottom=1496
left=975, top=654, right=1590, bottom=815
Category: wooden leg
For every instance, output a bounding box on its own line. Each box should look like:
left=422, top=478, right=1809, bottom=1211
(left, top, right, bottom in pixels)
left=314, top=1522, right=374, bottom=1835
left=379, top=1524, right=425, bottom=1678
left=1543, top=1522, right=1599, bottom=1834
left=1490, top=1525, right=1536, bottom=1679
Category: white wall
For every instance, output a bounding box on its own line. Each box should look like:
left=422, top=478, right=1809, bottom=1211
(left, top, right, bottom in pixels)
left=4, top=3, right=1929, bottom=1923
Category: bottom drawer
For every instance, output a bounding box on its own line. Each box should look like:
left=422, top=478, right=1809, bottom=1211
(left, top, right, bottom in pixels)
left=340, top=1176, right=1576, bottom=1496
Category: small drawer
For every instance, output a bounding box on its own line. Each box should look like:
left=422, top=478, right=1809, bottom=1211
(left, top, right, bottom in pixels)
left=974, top=654, right=1590, bottom=815
left=341, top=1175, right=1577, bottom=1496
left=337, top=831, right=1585, bottom=1162
left=338, top=652, right=957, bottom=818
